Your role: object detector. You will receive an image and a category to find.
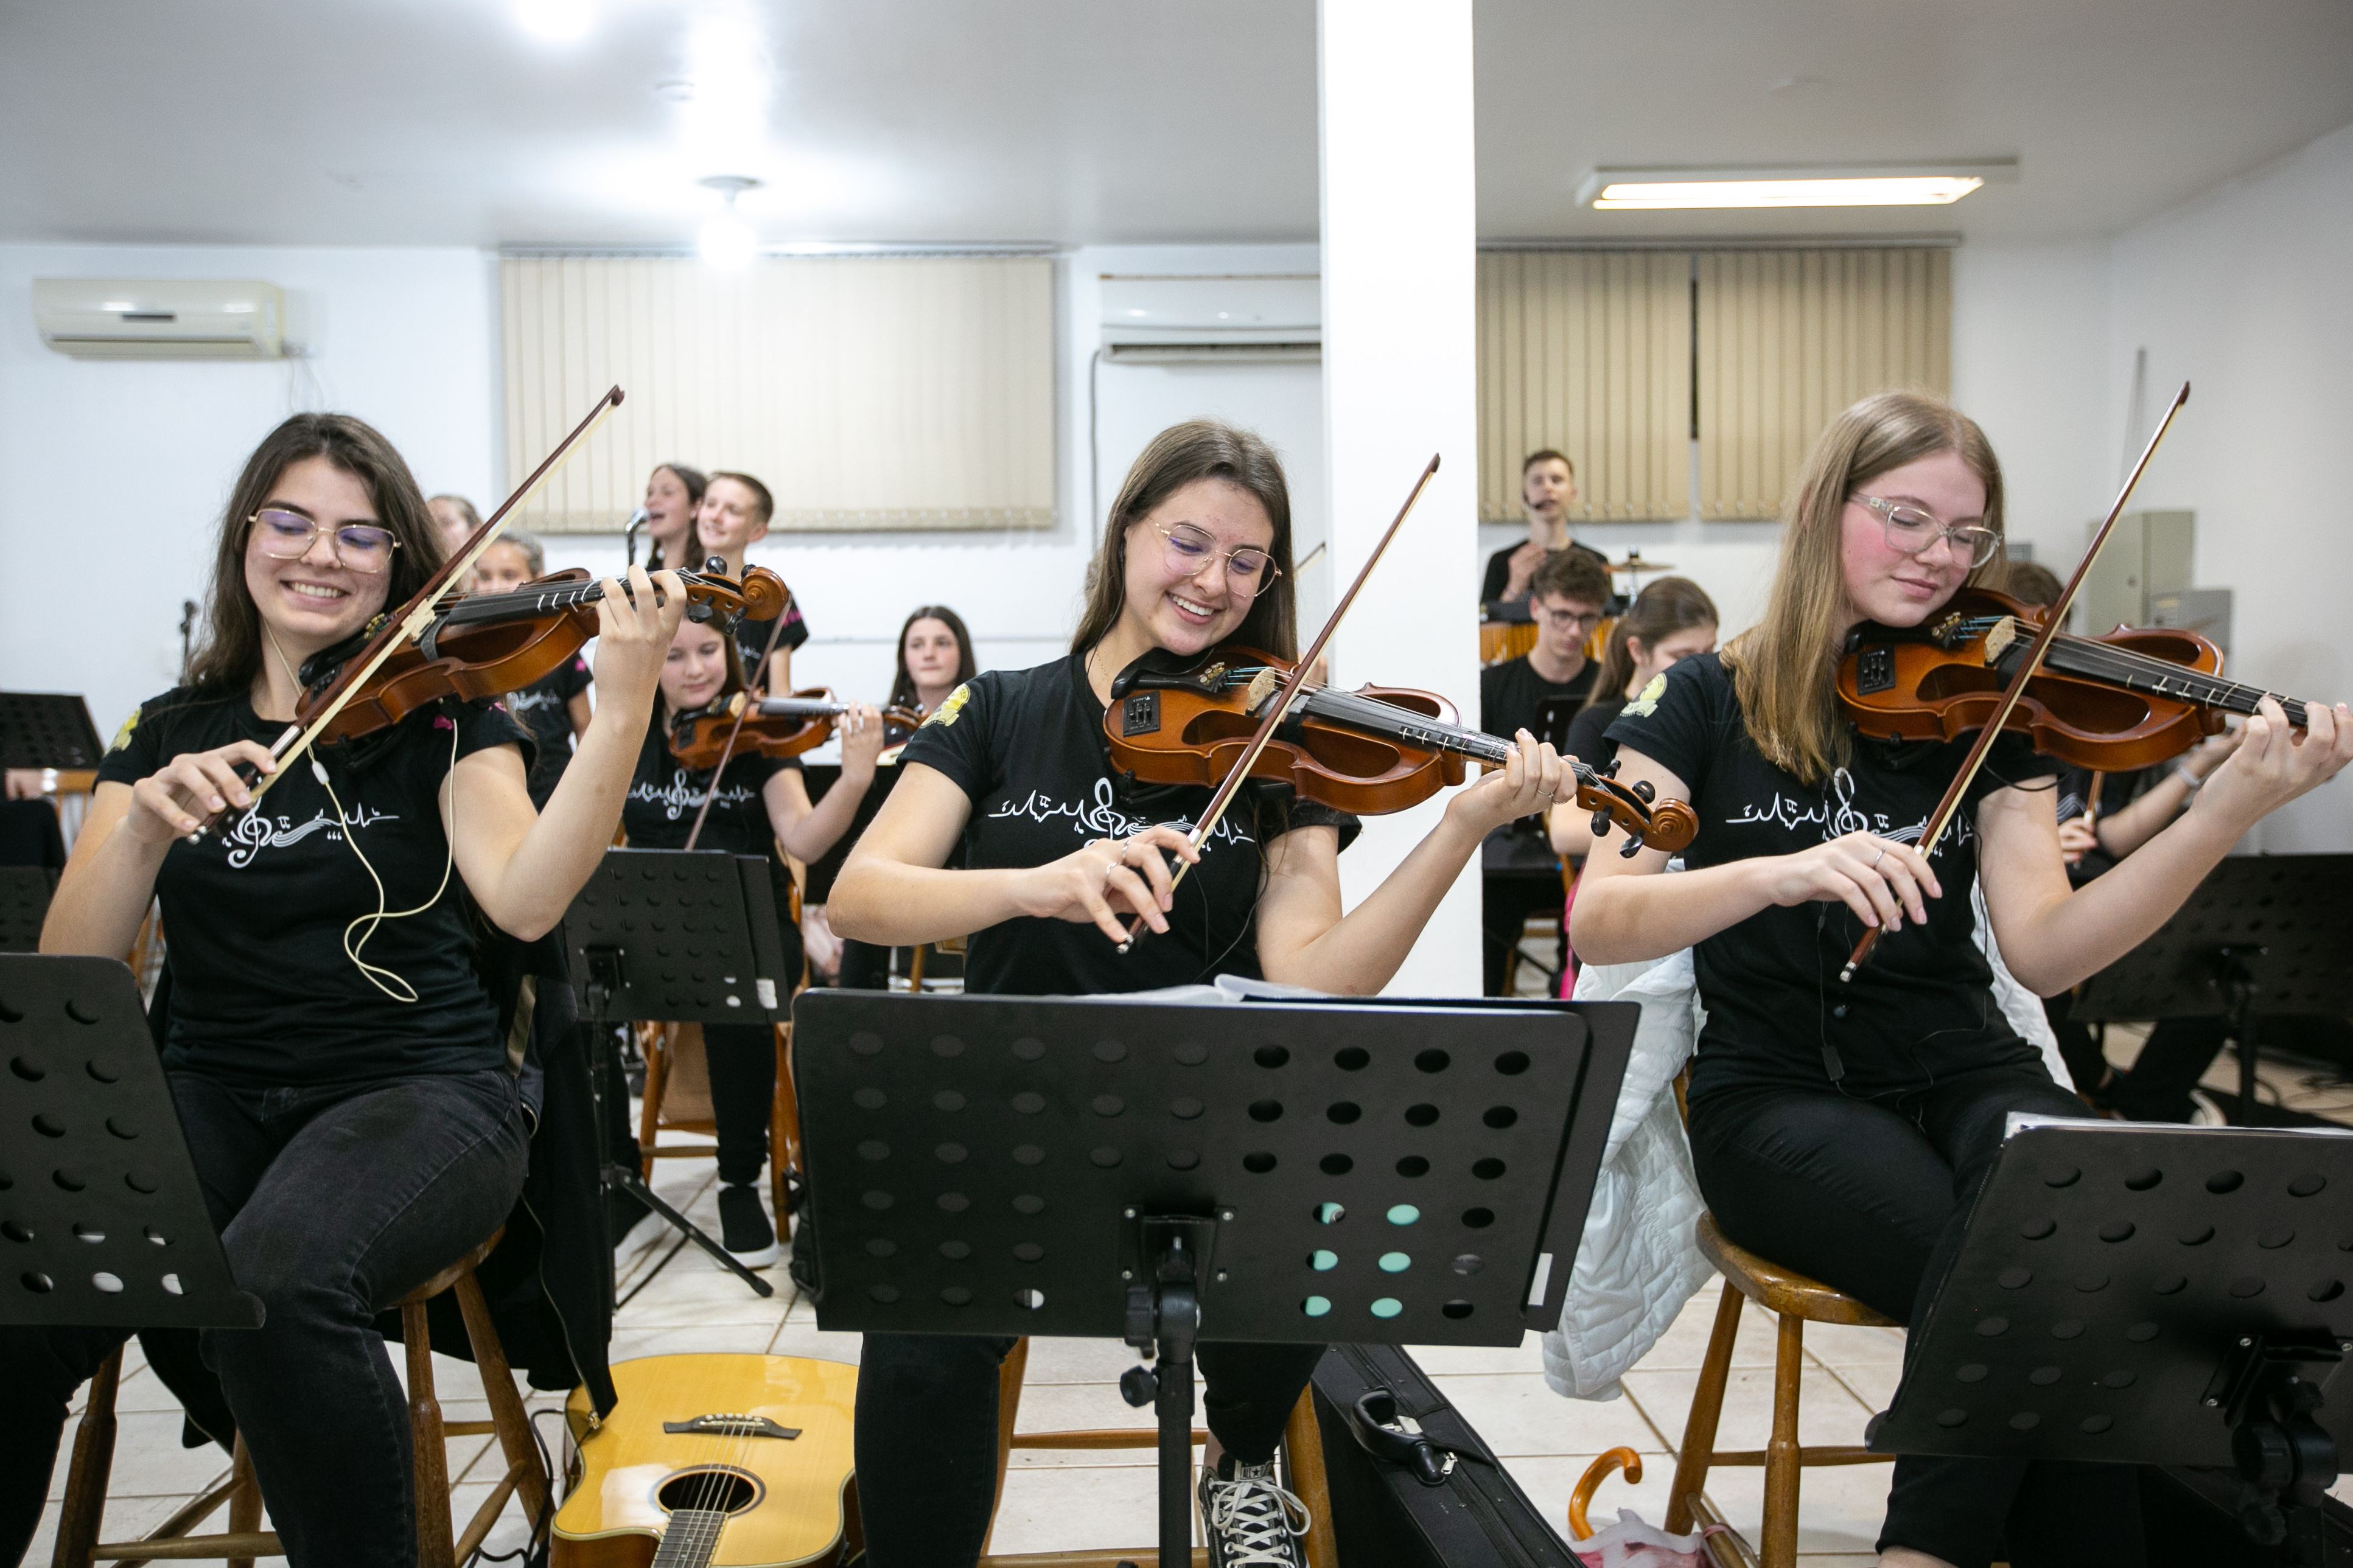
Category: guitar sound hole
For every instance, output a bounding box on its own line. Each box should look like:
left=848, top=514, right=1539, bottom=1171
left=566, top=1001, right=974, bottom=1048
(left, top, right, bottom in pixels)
left=657, top=1466, right=762, bottom=1514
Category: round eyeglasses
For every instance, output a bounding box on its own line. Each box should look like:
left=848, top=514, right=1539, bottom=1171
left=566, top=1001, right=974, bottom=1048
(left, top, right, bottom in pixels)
left=1147, top=521, right=1281, bottom=599
left=248, top=508, right=402, bottom=574
left=1851, top=493, right=2000, bottom=570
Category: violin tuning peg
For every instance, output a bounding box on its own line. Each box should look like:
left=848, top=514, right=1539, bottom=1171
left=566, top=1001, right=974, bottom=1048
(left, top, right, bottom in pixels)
left=1619, top=835, right=1644, bottom=859
left=704, top=555, right=729, bottom=576
left=685, top=604, right=715, bottom=624
left=1602, top=758, right=1621, bottom=779
left=1631, top=779, right=1654, bottom=803
left=1589, top=808, right=1612, bottom=837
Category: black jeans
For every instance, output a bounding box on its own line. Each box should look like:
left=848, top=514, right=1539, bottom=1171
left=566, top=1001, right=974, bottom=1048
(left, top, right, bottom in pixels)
left=0, top=1067, right=528, bottom=1568
left=703, top=1023, right=776, bottom=1188
left=837, top=938, right=893, bottom=991
left=853, top=1333, right=1325, bottom=1566
left=1481, top=874, right=1564, bottom=997
left=1687, top=1064, right=2147, bottom=1568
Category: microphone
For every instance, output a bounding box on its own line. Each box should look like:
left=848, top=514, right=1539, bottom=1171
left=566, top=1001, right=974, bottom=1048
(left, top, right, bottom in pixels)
left=623, top=506, right=650, bottom=566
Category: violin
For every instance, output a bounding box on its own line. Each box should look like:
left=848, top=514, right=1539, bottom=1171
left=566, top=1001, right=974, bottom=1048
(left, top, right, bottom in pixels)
left=668, top=692, right=926, bottom=770
left=1837, top=585, right=2315, bottom=773
left=298, top=562, right=786, bottom=746
left=1105, top=644, right=1699, bottom=857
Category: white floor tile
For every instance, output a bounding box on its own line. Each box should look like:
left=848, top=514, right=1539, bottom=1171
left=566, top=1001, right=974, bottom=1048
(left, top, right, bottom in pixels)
left=1437, top=1370, right=1666, bottom=1458
left=1620, top=1364, right=1875, bottom=1456
left=985, top=1460, right=1178, bottom=1557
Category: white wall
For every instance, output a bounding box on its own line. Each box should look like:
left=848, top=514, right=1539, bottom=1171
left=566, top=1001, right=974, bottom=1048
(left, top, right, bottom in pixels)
left=0, top=245, right=500, bottom=738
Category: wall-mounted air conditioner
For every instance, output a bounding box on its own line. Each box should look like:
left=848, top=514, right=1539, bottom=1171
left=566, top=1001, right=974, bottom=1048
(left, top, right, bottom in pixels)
left=1100, top=275, right=1320, bottom=363
left=33, top=279, right=286, bottom=360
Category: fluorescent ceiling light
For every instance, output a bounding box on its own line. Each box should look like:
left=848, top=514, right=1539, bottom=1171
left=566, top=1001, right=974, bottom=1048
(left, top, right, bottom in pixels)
left=698, top=175, right=761, bottom=269
left=1578, top=162, right=2016, bottom=210
left=515, top=0, right=593, bottom=42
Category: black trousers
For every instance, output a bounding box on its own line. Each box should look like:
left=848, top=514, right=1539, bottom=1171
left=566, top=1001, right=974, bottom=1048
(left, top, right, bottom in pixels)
left=1480, top=874, right=1564, bottom=997
left=837, top=937, right=893, bottom=991
left=853, top=1333, right=1324, bottom=1566
left=703, top=1022, right=777, bottom=1188
left=1686, top=1064, right=2148, bottom=1568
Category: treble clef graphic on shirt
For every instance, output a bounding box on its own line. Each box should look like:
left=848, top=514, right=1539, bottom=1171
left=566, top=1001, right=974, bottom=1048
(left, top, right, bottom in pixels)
left=1824, top=768, right=1871, bottom=840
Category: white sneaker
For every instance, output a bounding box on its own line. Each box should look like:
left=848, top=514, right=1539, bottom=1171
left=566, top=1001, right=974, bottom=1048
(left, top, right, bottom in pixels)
left=1198, top=1455, right=1310, bottom=1567
left=2187, top=1089, right=2227, bottom=1127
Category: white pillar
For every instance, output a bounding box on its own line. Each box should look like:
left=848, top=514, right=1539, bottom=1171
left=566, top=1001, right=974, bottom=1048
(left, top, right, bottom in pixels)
left=1318, top=0, right=1482, bottom=995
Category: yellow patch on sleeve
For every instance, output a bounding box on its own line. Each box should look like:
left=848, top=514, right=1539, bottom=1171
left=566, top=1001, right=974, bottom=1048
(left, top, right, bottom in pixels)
left=106, top=709, right=141, bottom=754
left=922, top=683, right=972, bottom=728
left=1620, top=673, right=1669, bottom=719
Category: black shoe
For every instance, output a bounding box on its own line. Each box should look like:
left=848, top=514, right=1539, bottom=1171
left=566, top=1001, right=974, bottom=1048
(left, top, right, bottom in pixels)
left=1198, top=1454, right=1310, bottom=1567
left=717, top=1183, right=779, bottom=1267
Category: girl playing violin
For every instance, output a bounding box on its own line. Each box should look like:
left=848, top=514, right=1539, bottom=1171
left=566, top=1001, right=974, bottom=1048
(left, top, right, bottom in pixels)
left=828, top=419, right=1568, bottom=1568
left=638, top=460, right=707, bottom=571
left=694, top=469, right=809, bottom=692
left=1571, top=391, right=2353, bottom=1568
left=472, top=528, right=595, bottom=808
left=3, top=413, right=687, bottom=1568
left=623, top=615, right=883, bottom=1263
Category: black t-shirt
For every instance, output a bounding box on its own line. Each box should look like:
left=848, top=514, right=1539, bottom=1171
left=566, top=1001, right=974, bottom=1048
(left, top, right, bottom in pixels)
left=503, top=654, right=592, bottom=809
left=96, top=690, right=530, bottom=1087
left=621, top=714, right=797, bottom=857
left=1604, top=653, right=2051, bottom=1106
left=1480, top=655, right=1597, bottom=747
left=2054, top=764, right=2164, bottom=885
left=897, top=653, right=1359, bottom=997
left=735, top=593, right=811, bottom=676
left=1481, top=538, right=1609, bottom=606
left=1563, top=695, right=1627, bottom=773
left=800, top=764, right=900, bottom=906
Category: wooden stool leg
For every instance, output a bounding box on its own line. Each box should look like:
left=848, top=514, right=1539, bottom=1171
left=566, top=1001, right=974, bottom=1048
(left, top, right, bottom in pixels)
left=1282, top=1385, right=1337, bottom=1568
left=454, top=1267, right=552, bottom=1528
left=225, top=1435, right=262, bottom=1568
left=981, top=1337, right=1032, bottom=1557
left=1760, top=1311, right=1805, bottom=1568
left=638, top=1023, right=674, bottom=1180
left=1665, top=1283, right=1742, bottom=1535
left=404, top=1300, right=456, bottom=1568
left=772, top=1023, right=800, bottom=1227
left=49, top=1345, right=122, bottom=1568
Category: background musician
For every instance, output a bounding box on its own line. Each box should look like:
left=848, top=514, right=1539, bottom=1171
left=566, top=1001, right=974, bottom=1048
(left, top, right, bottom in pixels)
left=637, top=461, right=707, bottom=571
left=623, top=615, right=883, bottom=1264
left=829, top=419, right=1566, bottom=1568
left=694, top=469, right=808, bottom=692
left=1481, top=448, right=1607, bottom=609
left=426, top=491, right=481, bottom=593
left=1571, top=391, right=2352, bottom=1568
left=471, top=528, right=595, bottom=809
left=1, top=414, right=686, bottom=1568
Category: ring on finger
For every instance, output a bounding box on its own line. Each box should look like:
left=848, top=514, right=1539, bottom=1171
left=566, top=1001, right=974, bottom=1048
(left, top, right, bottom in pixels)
left=1870, top=847, right=1886, bottom=868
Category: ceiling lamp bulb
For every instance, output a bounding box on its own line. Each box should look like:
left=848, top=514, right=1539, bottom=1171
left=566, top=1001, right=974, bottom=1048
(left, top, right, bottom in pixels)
left=696, top=175, right=762, bottom=269
left=515, top=0, right=592, bottom=43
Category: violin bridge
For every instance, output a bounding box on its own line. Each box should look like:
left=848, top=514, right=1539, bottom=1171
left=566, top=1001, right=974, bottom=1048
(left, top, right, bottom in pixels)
left=1243, top=666, right=1284, bottom=715
left=1981, top=615, right=2018, bottom=666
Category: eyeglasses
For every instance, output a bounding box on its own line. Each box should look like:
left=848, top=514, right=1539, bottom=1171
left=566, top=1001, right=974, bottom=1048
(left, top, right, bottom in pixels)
left=248, top=507, right=402, bottom=573
left=1147, top=521, right=1281, bottom=599
left=1536, top=605, right=1606, bottom=633
left=1852, top=493, right=1999, bottom=570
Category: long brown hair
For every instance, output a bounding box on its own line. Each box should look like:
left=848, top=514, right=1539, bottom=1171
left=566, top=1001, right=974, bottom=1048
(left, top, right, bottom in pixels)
left=889, top=605, right=977, bottom=711
left=645, top=461, right=708, bottom=571
left=185, top=414, right=446, bottom=696
left=1594, top=576, right=1718, bottom=698
left=1721, top=391, right=2005, bottom=784
left=1071, top=421, right=1297, bottom=659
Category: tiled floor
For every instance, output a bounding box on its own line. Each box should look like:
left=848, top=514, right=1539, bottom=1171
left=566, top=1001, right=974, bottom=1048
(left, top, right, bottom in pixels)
left=28, top=1028, right=2353, bottom=1564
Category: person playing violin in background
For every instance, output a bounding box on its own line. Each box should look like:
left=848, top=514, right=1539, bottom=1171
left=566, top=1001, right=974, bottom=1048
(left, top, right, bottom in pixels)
left=471, top=528, right=595, bottom=809
left=1571, top=391, right=2353, bottom=1568
left=829, top=419, right=1568, bottom=1568
left=427, top=491, right=481, bottom=593
left=1546, top=576, right=1716, bottom=989
left=0, top=414, right=686, bottom=1568
left=1481, top=448, right=1608, bottom=609
left=637, top=461, right=707, bottom=571
left=623, top=615, right=883, bottom=1264
left=807, top=603, right=978, bottom=990
left=694, top=469, right=809, bottom=692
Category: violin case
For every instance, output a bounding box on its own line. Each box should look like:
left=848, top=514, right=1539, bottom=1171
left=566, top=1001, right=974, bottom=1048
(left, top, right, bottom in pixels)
left=1310, top=1342, right=1582, bottom=1568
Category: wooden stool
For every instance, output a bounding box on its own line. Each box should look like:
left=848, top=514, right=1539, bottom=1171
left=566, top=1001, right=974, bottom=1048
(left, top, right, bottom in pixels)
left=1663, top=1213, right=1897, bottom=1568
left=976, top=1339, right=1337, bottom=1568
left=51, top=1228, right=551, bottom=1567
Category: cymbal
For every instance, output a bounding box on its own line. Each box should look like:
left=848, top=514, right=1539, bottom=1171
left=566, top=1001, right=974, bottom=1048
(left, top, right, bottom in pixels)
left=1604, top=553, right=1676, bottom=573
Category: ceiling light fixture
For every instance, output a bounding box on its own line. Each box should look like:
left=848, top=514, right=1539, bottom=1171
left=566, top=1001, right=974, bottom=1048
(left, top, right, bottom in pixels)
left=1576, top=161, right=2016, bottom=210
left=698, top=175, right=761, bottom=268
left=514, top=0, right=593, bottom=43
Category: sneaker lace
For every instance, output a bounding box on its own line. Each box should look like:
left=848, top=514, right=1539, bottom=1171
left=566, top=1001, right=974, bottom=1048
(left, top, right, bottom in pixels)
left=1204, top=1466, right=1312, bottom=1566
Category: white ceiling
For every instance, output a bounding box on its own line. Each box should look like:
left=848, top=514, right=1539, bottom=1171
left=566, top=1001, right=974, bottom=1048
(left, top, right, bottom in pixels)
left=2, top=0, right=2348, bottom=250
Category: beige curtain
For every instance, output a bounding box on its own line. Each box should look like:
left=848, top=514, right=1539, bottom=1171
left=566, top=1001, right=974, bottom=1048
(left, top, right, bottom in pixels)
left=500, top=254, right=1057, bottom=533
left=1694, top=248, right=1951, bottom=520
left=1477, top=251, right=1691, bottom=523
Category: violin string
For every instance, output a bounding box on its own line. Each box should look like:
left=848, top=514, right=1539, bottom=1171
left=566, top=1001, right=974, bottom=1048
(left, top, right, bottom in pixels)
left=1942, top=616, right=2309, bottom=723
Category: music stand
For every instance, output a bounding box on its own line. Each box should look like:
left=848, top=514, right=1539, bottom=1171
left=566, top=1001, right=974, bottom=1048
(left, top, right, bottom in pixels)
left=0, top=692, right=107, bottom=772
left=0, top=955, right=260, bottom=1329
left=794, top=989, right=1632, bottom=1568
left=0, top=868, right=56, bottom=954
left=2071, top=854, right=2353, bottom=1126
left=1870, top=1121, right=2353, bottom=1557
left=561, top=848, right=798, bottom=1302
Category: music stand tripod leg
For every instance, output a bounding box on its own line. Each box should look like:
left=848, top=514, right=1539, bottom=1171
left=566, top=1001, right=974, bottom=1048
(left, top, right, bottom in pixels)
left=1122, top=1216, right=1212, bottom=1568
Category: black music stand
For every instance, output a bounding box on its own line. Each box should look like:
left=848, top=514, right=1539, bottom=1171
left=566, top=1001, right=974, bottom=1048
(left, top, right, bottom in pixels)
left=0, top=868, right=56, bottom=954
left=2071, top=854, right=2353, bottom=1126
left=794, top=989, right=1632, bottom=1568
left=0, top=692, right=107, bottom=772
left=1870, top=1121, right=2353, bottom=1558
left=0, top=955, right=261, bottom=1329
left=561, top=848, right=797, bottom=1303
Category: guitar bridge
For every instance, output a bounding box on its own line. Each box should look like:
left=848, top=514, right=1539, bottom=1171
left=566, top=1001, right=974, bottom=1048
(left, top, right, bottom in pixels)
left=662, top=1413, right=802, bottom=1440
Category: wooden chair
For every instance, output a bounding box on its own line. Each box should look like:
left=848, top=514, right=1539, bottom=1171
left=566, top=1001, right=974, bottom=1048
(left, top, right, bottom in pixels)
left=51, top=1228, right=550, bottom=1567
left=1663, top=1214, right=1897, bottom=1568
left=977, top=1339, right=1337, bottom=1568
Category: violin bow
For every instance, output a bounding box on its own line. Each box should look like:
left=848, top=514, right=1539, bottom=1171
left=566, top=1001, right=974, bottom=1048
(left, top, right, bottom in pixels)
left=682, top=588, right=797, bottom=852
left=206, top=386, right=627, bottom=831
left=1114, top=453, right=1440, bottom=953
left=1839, top=381, right=2189, bottom=982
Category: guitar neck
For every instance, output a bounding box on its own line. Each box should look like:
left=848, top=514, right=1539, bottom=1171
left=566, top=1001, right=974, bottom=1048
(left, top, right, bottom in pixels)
left=649, top=1507, right=729, bottom=1568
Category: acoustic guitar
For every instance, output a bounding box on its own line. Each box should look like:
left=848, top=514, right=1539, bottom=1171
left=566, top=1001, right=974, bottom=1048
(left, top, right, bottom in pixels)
left=553, top=1354, right=859, bottom=1567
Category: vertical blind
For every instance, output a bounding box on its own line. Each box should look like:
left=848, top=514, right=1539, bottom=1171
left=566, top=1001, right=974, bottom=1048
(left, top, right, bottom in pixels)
left=1476, top=251, right=1691, bottom=522
left=500, top=254, right=1057, bottom=533
left=1693, top=248, right=1952, bottom=519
